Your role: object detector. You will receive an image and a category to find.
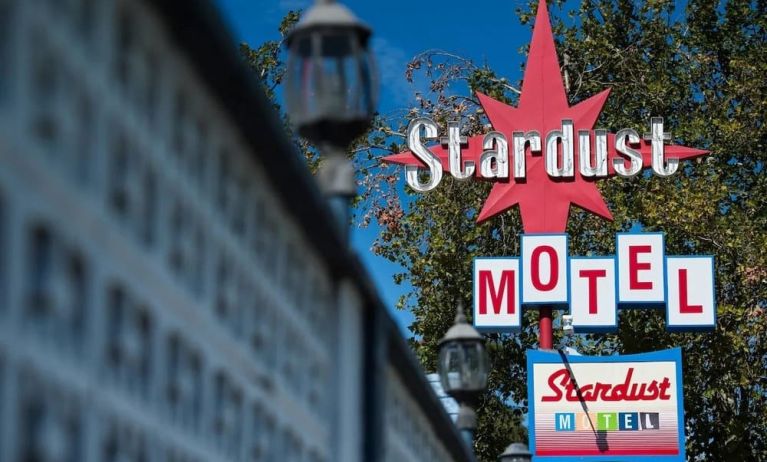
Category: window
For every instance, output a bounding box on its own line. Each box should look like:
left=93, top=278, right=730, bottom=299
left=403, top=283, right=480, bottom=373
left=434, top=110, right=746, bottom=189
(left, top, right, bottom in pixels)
left=29, top=42, right=60, bottom=150
left=0, top=0, right=13, bottom=104
left=308, top=450, right=325, bottom=462
left=313, top=278, right=333, bottom=347
left=262, top=211, right=278, bottom=276
left=109, top=130, right=157, bottom=250
left=283, top=244, right=297, bottom=305
left=27, top=226, right=53, bottom=312
left=166, top=334, right=181, bottom=417
left=216, top=149, right=249, bottom=238
left=166, top=447, right=200, bottom=462
left=281, top=326, right=298, bottom=389
left=25, top=224, right=88, bottom=352
left=141, top=48, right=158, bottom=124
left=191, top=118, right=209, bottom=188
left=251, top=404, right=276, bottom=462
left=281, top=429, right=303, bottom=462
left=65, top=254, right=87, bottom=349
left=251, top=196, right=266, bottom=264
left=172, top=91, right=189, bottom=163
left=73, top=0, right=97, bottom=46
left=231, top=173, right=246, bottom=237
left=108, top=130, right=132, bottom=219
left=266, top=309, right=281, bottom=369
left=140, top=166, right=157, bottom=247
left=102, top=421, right=147, bottom=462
left=18, top=373, right=83, bottom=462
left=217, top=148, right=233, bottom=218
left=105, top=285, right=153, bottom=399
left=213, top=372, right=243, bottom=459
left=166, top=333, right=203, bottom=432
left=190, top=226, right=206, bottom=296
left=113, top=7, right=156, bottom=125
left=305, top=275, right=320, bottom=333
left=42, top=0, right=71, bottom=20
left=114, top=7, right=134, bottom=90
left=215, top=255, right=242, bottom=336
left=284, top=244, right=308, bottom=314
left=168, top=200, right=188, bottom=275
left=308, top=358, right=325, bottom=413
left=167, top=200, right=204, bottom=294
left=249, top=289, right=273, bottom=365
left=73, top=89, right=94, bottom=186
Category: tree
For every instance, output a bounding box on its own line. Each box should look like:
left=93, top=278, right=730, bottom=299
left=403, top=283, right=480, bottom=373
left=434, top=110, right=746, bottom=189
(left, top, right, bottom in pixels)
left=240, top=10, right=300, bottom=106
left=363, top=1, right=767, bottom=460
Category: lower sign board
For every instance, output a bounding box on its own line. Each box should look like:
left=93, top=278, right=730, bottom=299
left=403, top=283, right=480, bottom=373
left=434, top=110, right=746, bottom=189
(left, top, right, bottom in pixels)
left=527, top=348, right=685, bottom=461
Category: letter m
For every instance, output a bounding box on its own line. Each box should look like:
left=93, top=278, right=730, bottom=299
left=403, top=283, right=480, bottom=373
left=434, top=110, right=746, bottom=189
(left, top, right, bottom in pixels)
left=479, top=270, right=515, bottom=315
left=555, top=412, right=575, bottom=431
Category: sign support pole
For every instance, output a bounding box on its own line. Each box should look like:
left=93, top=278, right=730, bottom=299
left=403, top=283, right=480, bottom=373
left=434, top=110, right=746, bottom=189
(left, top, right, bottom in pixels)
left=539, top=307, right=553, bottom=349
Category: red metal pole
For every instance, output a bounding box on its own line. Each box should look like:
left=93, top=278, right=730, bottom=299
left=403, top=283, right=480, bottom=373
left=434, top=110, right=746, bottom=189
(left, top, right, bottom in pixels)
left=539, top=307, right=553, bottom=349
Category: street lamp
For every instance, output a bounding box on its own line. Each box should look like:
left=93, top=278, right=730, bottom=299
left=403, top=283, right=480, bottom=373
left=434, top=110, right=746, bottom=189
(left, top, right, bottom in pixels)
left=498, top=442, right=532, bottom=462
left=438, top=302, right=490, bottom=451
left=284, top=0, right=378, bottom=241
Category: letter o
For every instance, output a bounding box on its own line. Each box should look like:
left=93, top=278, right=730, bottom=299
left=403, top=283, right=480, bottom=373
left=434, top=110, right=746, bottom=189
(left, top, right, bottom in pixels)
left=531, top=245, right=559, bottom=291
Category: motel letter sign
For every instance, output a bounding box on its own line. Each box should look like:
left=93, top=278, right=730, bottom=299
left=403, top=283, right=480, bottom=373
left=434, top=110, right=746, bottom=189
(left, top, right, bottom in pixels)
left=473, top=233, right=716, bottom=333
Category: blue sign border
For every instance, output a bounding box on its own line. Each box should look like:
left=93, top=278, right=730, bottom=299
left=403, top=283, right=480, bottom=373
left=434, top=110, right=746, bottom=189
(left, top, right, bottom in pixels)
left=526, top=348, right=686, bottom=462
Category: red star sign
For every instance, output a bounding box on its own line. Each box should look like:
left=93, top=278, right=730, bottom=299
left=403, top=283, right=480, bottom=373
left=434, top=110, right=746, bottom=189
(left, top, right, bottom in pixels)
left=384, top=1, right=709, bottom=233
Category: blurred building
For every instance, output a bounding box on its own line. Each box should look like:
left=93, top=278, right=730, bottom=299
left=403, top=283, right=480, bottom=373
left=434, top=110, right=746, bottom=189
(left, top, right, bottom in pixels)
left=426, top=373, right=460, bottom=423
left=0, top=0, right=471, bottom=461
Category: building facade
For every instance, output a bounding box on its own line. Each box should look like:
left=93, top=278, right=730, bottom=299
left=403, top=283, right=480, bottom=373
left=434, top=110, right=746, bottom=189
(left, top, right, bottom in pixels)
left=0, top=0, right=471, bottom=461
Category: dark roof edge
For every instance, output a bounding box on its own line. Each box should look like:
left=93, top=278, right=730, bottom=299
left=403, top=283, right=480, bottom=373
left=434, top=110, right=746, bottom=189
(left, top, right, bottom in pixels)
left=149, top=0, right=349, bottom=274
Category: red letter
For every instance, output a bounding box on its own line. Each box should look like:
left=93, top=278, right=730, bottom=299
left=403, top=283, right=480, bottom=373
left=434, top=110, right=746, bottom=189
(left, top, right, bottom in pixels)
left=541, top=369, right=569, bottom=402
left=479, top=270, right=515, bottom=315
left=531, top=246, right=558, bottom=291
left=678, top=269, right=703, bottom=313
left=629, top=245, right=653, bottom=290
left=658, top=378, right=672, bottom=400
left=579, top=269, right=607, bottom=314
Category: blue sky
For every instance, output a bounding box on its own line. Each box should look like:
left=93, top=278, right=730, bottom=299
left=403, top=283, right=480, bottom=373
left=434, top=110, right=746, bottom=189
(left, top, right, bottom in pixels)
left=214, top=0, right=540, bottom=335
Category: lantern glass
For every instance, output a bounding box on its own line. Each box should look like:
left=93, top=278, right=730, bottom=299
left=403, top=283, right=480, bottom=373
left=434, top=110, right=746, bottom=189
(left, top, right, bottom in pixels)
left=285, top=27, right=377, bottom=147
left=438, top=338, right=489, bottom=401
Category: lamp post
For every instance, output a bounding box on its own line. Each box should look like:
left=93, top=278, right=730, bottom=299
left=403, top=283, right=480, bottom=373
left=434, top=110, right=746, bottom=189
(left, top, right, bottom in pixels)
left=284, top=0, right=378, bottom=243
left=498, top=442, right=532, bottom=462
left=437, top=302, right=490, bottom=452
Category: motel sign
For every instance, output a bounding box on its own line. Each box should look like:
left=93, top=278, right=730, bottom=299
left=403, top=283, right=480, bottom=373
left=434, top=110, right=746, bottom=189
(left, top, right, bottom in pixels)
left=528, top=349, right=687, bottom=460
left=385, top=0, right=717, bottom=459
left=473, top=233, right=715, bottom=333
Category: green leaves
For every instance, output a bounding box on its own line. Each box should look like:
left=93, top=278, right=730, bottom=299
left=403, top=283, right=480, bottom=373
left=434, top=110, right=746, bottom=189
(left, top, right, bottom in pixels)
left=239, top=10, right=299, bottom=104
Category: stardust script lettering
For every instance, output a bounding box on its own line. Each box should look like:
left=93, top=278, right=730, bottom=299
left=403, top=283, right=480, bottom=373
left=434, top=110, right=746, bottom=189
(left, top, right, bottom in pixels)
left=541, top=367, right=672, bottom=402
left=401, top=117, right=677, bottom=192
